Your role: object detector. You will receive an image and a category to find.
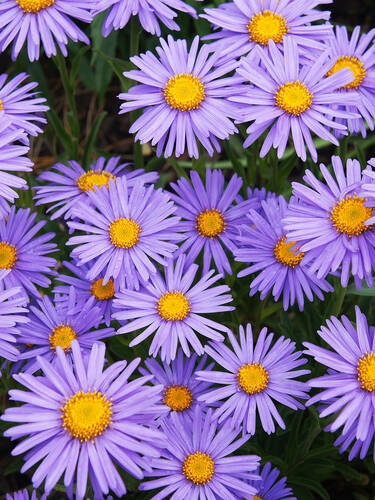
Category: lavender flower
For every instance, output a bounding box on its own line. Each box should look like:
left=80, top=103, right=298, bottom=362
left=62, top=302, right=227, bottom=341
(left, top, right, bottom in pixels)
left=6, top=491, right=45, bottom=500
left=247, top=462, right=297, bottom=500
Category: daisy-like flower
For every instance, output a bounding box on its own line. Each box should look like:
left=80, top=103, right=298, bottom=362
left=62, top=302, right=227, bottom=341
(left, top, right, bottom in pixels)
left=283, top=156, right=375, bottom=288
left=247, top=462, right=297, bottom=500
left=6, top=490, right=45, bottom=500
left=0, top=73, right=48, bottom=137
left=304, top=306, right=375, bottom=448
left=0, top=0, right=94, bottom=62
left=139, top=406, right=261, bottom=499
left=119, top=35, right=244, bottom=158
left=331, top=419, right=375, bottom=462
left=234, top=196, right=333, bottom=311
left=96, top=0, right=201, bottom=37
left=67, top=176, right=181, bottom=290
left=202, top=0, right=333, bottom=63
left=16, top=286, right=115, bottom=373
left=2, top=340, right=166, bottom=499
left=0, top=206, right=57, bottom=302
left=33, top=156, right=158, bottom=221
left=232, top=38, right=359, bottom=162
left=196, top=324, right=310, bottom=435
left=113, top=255, right=234, bottom=362
left=139, top=349, right=214, bottom=416
left=170, top=169, right=256, bottom=275
left=326, top=25, right=375, bottom=138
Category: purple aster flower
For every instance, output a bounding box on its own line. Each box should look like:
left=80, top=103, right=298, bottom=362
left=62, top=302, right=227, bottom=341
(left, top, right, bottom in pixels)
left=360, top=158, right=375, bottom=225
left=6, top=490, right=45, bottom=500
left=325, top=25, right=375, bottom=138
left=113, top=254, right=234, bottom=362
left=0, top=0, right=94, bottom=62
left=283, top=156, right=375, bottom=288
left=139, top=406, right=261, bottom=499
left=119, top=35, right=244, bottom=158
left=33, top=156, right=158, bottom=221
left=202, top=0, right=333, bottom=63
left=2, top=340, right=166, bottom=499
left=170, top=169, right=256, bottom=275
left=95, top=0, right=201, bottom=37
left=139, top=349, right=214, bottom=416
left=16, top=286, right=115, bottom=373
left=231, top=38, right=359, bottom=162
left=247, top=462, right=297, bottom=500
left=0, top=206, right=57, bottom=302
left=234, top=196, right=333, bottom=311
left=331, top=419, right=375, bottom=462
left=0, top=72, right=48, bottom=137
left=304, top=306, right=375, bottom=449
left=196, top=323, right=310, bottom=435
left=67, top=176, right=181, bottom=290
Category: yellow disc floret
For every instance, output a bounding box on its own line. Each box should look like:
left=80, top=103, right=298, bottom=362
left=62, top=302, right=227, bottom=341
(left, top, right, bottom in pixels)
left=164, top=73, right=205, bottom=112
left=247, top=10, right=288, bottom=46
left=90, top=278, right=115, bottom=301
left=0, top=99, right=3, bottom=111
left=331, top=195, right=373, bottom=237
left=109, top=218, right=141, bottom=248
left=62, top=390, right=112, bottom=441
left=274, top=236, right=304, bottom=267
left=275, top=81, right=313, bottom=116
left=326, top=56, right=367, bottom=90
left=164, top=385, right=193, bottom=411
left=183, top=452, right=214, bottom=485
left=17, top=0, right=54, bottom=13
left=0, top=242, right=17, bottom=269
left=357, top=352, right=375, bottom=392
left=77, top=170, right=116, bottom=192
left=49, top=324, right=77, bottom=352
left=196, top=209, right=225, bottom=238
left=157, top=291, right=190, bottom=321
left=237, top=363, right=269, bottom=395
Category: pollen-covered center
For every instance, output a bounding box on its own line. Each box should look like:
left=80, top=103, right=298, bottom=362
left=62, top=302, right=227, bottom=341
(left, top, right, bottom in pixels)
left=331, top=195, right=373, bottom=237
left=275, top=81, right=313, bottom=116
left=357, top=352, right=375, bottom=392
left=0, top=99, right=3, bottom=111
left=274, top=236, right=304, bottom=268
left=109, top=218, right=141, bottom=249
left=326, top=56, right=367, bottom=90
left=49, top=324, right=77, bottom=352
left=157, top=291, right=190, bottom=321
left=90, top=278, right=115, bottom=301
left=183, top=452, right=214, bottom=485
left=17, top=0, right=54, bottom=13
left=62, top=390, right=112, bottom=441
left=248, top=10, right=288, bottom=46
left=0, top=242, right=17, bottom=269
left=77, top=170, right=116, bottom=192
left=164, top=385, right=193, bottom=411
left=196, top=209, right=225, bottom=238
left=164, top=73, right=205, bottom=112
left=237, top=363, right=269, bottom=395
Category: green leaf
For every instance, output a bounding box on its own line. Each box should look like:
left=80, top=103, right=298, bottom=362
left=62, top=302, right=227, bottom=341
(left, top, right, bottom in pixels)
left=82, top=111, right=108, bottom=168
left=290, top=477, right=330, bottom=500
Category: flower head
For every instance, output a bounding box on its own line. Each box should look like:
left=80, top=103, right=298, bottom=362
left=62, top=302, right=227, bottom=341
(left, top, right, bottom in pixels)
left=113, top=254, right=234, bottom=362
left=6, top=490, right=45, bottom=500
left=247, top=462, right=297, bottom=500
left=197, top=324, right=310, bottom=435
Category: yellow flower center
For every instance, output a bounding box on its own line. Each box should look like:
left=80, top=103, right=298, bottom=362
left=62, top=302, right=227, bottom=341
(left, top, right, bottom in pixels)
left=275, top=81, right=313, bottom=116
left=17, top=0, right=54, bottom=13
left=237, top=363, right=269, bottom=394
left=247, top=10, right=288, bottom=46
left=164, top=385, right=193, bottom=411
left=49, top=324, right=77, bottom=352
left=331, top=195, right=373, bottom=237
left=196, top=209, right=225, bottom=238
left=109, top=218, right=141, bottom=249
left=164, top=73, right=205, bottom=112
left=357, top=352, right=375, bottom=392
left=183, top=452, right=214, bottom=485
left=326, top=56, right=367, bottom=90
left=77, top=170, right=116, bottom=192
left=0, top=242, right=17, bottom=269
left=0, top=99, right=3, bottom=111
left=90, top=278, right=115, bottom=301
left=274, top=236, right=304, bottom=268
left=157, top=291, right=190, bottom=321
left=254, top=497, right=263, bottom=500
left=62, top=390, right=112, bottom=441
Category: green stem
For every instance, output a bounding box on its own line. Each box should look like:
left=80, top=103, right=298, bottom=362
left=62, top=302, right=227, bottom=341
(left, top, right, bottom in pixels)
left=332, top=283, right=346, bottom=317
